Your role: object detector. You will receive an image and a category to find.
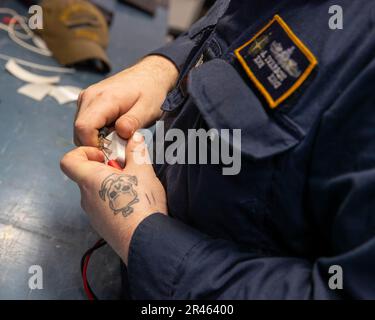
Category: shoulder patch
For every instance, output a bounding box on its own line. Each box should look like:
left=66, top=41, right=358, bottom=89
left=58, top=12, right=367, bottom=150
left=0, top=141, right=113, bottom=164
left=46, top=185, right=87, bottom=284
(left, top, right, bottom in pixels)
left=234, top=15, right=318, bottom=109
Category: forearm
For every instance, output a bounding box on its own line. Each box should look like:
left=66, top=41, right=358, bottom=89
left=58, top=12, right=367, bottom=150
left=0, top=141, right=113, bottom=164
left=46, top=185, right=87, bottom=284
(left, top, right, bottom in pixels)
left=133, top=55, right=179, bottom=94
left=128, top=213, right=375, bottom=299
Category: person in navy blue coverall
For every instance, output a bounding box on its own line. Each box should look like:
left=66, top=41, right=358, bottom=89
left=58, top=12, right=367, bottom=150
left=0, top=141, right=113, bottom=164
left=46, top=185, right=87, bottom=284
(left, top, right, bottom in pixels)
left=62, top=0, right=375, bottom=299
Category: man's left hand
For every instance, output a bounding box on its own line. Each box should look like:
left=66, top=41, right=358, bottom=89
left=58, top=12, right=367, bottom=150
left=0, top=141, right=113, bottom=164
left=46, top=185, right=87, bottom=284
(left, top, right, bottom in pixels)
left=60, top=132, right=167, bottom=264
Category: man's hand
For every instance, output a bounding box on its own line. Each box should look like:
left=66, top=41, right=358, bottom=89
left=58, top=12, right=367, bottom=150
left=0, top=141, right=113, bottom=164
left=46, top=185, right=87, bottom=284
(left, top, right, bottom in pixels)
left=60, top=133, right=167, bottom=264
left=74, top=55, right=179, bottom=146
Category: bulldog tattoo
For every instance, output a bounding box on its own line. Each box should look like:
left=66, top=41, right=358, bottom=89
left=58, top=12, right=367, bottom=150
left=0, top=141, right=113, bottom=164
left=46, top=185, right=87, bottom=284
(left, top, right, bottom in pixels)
left=99, top=174, right=139, bottom=217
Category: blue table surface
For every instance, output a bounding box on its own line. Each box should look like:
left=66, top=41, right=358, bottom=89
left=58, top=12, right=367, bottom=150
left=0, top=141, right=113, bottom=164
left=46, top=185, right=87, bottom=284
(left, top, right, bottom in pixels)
left=0, top=0, right=167, bottom=299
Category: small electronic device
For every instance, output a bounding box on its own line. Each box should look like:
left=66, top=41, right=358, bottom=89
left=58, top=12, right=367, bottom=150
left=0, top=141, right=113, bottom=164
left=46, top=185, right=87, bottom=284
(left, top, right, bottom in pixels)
left=98, top=128, right=127, bottom=169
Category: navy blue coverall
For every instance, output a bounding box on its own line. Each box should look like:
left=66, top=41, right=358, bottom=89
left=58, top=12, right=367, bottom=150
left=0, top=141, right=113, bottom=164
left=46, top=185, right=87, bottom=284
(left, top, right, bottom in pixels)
left=125, top=0, right=375, bottom=299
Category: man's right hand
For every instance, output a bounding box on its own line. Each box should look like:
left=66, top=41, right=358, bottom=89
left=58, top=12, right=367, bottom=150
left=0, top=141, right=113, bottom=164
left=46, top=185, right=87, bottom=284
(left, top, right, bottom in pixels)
left=74, top=55, right=179, bottom=146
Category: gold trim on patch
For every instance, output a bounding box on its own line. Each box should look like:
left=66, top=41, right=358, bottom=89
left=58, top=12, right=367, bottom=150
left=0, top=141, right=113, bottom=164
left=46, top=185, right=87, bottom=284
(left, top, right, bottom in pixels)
left=234, top=15, right=318, bottom=109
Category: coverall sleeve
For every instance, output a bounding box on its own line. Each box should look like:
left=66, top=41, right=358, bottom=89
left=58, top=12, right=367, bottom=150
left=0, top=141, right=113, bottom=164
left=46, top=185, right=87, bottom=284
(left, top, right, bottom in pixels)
left=127, top=59, right=375, bottom=300
left=148, top=0, right=229, bottom=72
left=148, top=32, right=197, bottom=73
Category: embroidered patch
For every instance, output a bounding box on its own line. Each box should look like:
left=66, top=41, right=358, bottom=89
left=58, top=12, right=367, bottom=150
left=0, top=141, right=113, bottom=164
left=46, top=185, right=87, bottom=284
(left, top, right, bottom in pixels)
left=234, top=15, right=318, bottom=109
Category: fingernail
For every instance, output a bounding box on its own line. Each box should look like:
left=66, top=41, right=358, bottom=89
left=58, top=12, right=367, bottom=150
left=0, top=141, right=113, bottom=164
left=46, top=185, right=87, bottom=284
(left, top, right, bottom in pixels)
left=133, top=131, right=144, bottom=142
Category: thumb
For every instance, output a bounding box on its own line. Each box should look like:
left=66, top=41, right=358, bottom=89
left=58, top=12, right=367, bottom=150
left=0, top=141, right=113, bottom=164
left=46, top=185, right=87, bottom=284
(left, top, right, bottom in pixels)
left=115, top=99, right=162, bottom=139
left=125, top=132, right=153, bottom=171
left=60, top=147, right=104, bottom=183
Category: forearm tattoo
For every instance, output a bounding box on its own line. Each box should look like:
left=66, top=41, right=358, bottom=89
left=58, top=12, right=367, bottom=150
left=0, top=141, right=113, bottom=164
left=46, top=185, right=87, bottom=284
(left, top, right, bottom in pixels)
left=99, top=174, right=139, bottom=217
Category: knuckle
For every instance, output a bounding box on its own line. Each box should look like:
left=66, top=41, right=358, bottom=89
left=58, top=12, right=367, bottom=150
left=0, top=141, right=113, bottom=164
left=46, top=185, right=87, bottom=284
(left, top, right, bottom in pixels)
left=76, top=146, right=88, bottom=156
left=78, top=89, right=89, bottom=105
left=60, top=153, right=72, bottom=171
left=117, top=115, right=140, bottom=131
left=127, top=114, right=141, bottom=127
left=83, top=85, right=94, bottom=97
left=59, top=157, right=66, bottom=170
left=115, top=118, right=131, bottom=134
left=78, top=89, right=86, bottom=102
left=77, top=90, right=85, bottom=108
left=97, top=91, right=115, bottom=103
left=79, top=85, right=97, bottom=103
left=74, top=119, right=88, bottom=132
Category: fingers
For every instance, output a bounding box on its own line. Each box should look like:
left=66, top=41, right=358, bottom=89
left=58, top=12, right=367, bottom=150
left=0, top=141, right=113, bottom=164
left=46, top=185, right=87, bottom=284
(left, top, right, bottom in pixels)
left=74, top=96, right=119, bottom=147
left=125, top=132, right=153, bottom=172
left=60, top=147, right=104, bottom=183
left=115, top=113, right=140, bottom=140
left=74, top=89, right=95, bottom=146
left=74, top=88, right=139, bottom=147
left=115, top=99, right=162, bottom=140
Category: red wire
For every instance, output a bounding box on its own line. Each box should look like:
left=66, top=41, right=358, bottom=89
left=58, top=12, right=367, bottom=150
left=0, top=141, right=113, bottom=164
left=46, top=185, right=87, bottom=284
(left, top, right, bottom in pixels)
left=108, top=159, right=122, bottom=170
left=83, top=254, right=95, bottom=300
left=82, top=239, right=106, bottom=300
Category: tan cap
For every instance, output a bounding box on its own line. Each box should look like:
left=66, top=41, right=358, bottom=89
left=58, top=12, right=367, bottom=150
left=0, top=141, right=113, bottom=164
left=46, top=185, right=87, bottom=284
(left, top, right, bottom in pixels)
left=39, top=0, right=111, bottom=72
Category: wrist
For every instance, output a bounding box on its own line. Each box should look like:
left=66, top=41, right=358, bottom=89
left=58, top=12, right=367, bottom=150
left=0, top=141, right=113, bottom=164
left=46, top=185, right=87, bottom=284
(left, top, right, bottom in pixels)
left=141, top=55, right=179, bottom=93
left=117, top=212, right=153, bottom=265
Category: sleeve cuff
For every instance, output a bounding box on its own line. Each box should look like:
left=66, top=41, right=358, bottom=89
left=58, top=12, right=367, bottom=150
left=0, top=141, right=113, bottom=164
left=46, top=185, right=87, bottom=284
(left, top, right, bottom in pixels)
left=149, top=34, right=197, bottom=73
left=128, top=213, right=208, bottom=299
